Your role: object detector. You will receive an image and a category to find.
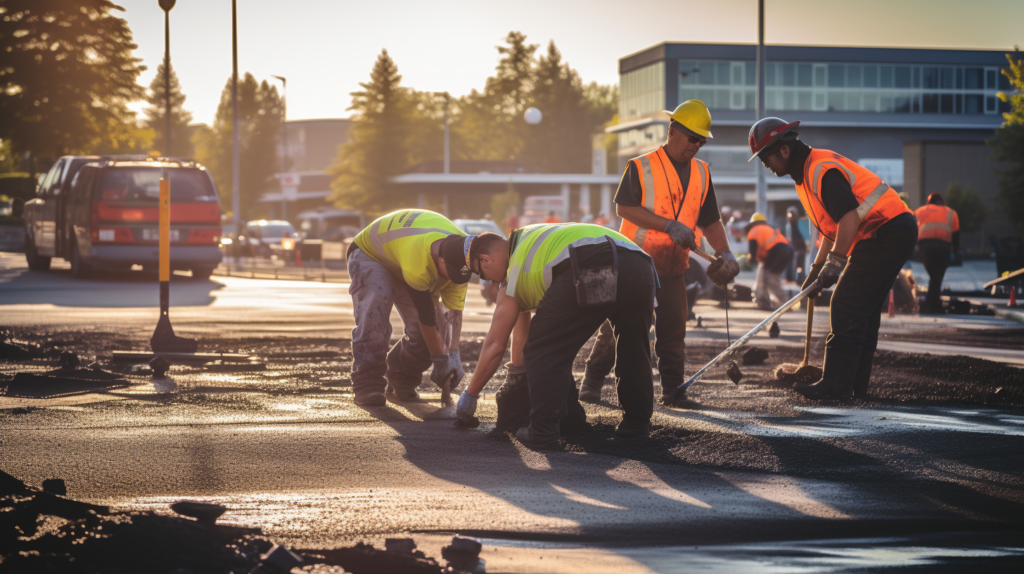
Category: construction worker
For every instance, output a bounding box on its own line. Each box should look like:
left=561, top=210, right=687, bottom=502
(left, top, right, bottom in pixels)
left=746, top=213, right=795, bottom=311
left=579, top=100, right=739, bottom=408
left=749, top=117, right=916, bottom=399
left=347, top=209, right=473, bottom=407
left=914, top=192, right=960, bottom=313
left=455, top=224, right=658, bottom=447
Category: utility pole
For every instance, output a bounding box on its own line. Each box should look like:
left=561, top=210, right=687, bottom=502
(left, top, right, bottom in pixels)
left=231, top=0, right=241, bottom=233
left=755, top=0, right=768, bottom=216
left=162, top=1, right=173, bottom=157
left=272, top=75, right=288, bottom=220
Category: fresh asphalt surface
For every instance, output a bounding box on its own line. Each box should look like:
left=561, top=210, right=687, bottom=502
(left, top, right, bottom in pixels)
left=2, top=251, right=1024, bottom=572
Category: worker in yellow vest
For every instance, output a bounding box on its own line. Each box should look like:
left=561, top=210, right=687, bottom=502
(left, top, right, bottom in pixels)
left=579, top=100, right=739, bottom=409
left=914, top=193, right=960, bottom=313
left=746, top=213, right=794, bottom=310
left=749, top=117, right=917, bottom=399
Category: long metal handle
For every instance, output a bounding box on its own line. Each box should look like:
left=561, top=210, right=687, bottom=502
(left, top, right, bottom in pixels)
left=678, top=281, right=821, bottom=391
left=800, top=300, right=814, bottom=367
left=690, top=245, right=716, bottom=263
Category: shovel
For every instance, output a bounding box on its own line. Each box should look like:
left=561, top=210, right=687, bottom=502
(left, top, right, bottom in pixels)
left=773, top=298, right=823, bottom=385
left=150, top=170, right=196, bottom=354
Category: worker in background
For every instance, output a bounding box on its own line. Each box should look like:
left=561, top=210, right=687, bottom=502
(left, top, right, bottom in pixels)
left=784, top=206, right=808, bottom=282
left=348, top=209, right=472, bottom=407
left=455, top=224, right=658, bottom=447
left=914, top=192, right=960, bottom=313
left=746, top=213, right=795, bottom=311
left=749, top=117, right=916, bottom=400
left=578, top=100, right=739, bottom=408
left=544, top=211, right=561, bottom=224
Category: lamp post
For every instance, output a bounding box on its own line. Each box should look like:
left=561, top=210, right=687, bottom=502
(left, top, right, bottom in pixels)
left=755, top=0, right=768, bottom=216
left=271, top=75, right=288, bottom=220
left=158, top=0, right=175, bottom=157
left=231, top=0, right=241, bottom=234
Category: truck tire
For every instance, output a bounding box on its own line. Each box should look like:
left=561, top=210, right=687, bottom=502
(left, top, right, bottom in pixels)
left=24, top=231, right=51, bottom=271
left=70, top=240, right=92, bottom=279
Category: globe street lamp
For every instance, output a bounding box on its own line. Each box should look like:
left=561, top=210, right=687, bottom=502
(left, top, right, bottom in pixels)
left=271, top=75, right=288, bottom=219
left=158, top=0, right=176, bottom=157
left=524, top=107, right=542, bottom=125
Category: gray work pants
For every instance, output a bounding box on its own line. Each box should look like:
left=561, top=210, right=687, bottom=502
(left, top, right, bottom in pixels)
left=347, top=248, right=447, bottom=397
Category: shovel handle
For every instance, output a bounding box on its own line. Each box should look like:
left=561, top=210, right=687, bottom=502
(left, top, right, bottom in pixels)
left=690, top=245, right=717, bottom=264
left=800, top=300, right=814, bottom=368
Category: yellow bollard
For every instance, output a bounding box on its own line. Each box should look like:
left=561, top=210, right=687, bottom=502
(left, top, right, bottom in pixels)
left=150, top=169, right=196, bottom=353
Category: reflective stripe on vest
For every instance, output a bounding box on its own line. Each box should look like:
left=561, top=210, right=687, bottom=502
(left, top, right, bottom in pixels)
left=916, top=205, right=956, bottom=242
left=796, top=149, right=912, bottom=255
left=354, top=209, right=463, bottom=273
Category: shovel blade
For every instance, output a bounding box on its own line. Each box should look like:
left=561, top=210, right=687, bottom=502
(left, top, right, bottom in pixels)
left=150, top=314, right=197, bottom=354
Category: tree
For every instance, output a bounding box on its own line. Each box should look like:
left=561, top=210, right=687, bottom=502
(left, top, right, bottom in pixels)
left=944, top=181, right=986, bottom=233
left=329, top=49, right=418, bottom=214
left=143, top=60, right=194, bottom=158
left=520, top=42, right=591, bottom=173
left=193, top=73, right=281, bottom=220
left=989, top=47, right=1024, bottom=232
left=0, top=0, right=148, bottom=157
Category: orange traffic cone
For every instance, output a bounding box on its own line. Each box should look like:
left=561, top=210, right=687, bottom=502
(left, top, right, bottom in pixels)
left=295, top=244, right=302, bottom=266
left=888, top=289, right=895, bottom=317
left=1010, top=288, right=1017, bottom=308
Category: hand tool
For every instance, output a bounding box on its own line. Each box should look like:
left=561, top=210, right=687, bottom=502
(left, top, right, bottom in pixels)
left=773, top=298, right=823, bottom=384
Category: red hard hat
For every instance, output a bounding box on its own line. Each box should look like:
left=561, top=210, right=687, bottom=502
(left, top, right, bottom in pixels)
left=748, top=117, right=801, bottom=162
left=927, top=192, right=944, bottom=204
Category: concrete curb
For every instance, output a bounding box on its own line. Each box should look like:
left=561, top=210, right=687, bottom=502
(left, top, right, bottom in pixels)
left=993, top=306, right=1024, bottom=325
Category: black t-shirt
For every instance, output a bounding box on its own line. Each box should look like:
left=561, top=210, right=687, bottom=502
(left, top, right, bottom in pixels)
left=614, top=150, right=721, bottom=229
left=819, top=169, right=860, bottom=224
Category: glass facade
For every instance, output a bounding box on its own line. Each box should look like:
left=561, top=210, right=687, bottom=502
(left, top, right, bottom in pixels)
left=620, top=61, right=665, bottom=120
left=676, top=59, right=1009, bottom=115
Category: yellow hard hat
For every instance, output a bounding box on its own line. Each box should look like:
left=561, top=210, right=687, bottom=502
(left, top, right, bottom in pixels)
left=750, top=212, right=767, bottom=223
left=664, top=100, right=713, bottom=138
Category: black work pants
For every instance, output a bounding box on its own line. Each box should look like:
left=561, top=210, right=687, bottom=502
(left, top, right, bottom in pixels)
left=826, top=213, right=917, bottom=365
left=919, top=239, right=952, bottom=311
left=525, top=247, right=656, bottom=434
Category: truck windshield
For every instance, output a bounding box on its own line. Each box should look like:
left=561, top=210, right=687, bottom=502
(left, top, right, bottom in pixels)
left=96, top=168, right=218, bottom=203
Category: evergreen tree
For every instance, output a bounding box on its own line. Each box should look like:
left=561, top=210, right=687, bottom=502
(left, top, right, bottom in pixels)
left=989, top=47, right=1024, bottom=232
left=143, top=60, right=194, bottom=158
left=193, top=73, right=281, bottom=220
left=329, top=49, right=417, bottom=214
left=0, top=0, right=149, bottom=157
left=944, top=181, right=986, bottom=233
left=521, top=41, right=590, bottom=173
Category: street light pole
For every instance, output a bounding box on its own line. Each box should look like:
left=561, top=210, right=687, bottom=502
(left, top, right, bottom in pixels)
left=160, top=0, right=174, bottom=157
left=272, top=75, right=288, bottom=220
left=231, top=0, right=241, bottom=233
left=755, top=0, right=768, bottom=216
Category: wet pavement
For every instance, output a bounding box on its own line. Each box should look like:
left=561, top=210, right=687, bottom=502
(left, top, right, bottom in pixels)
left=2, top=251, right=1024, bottom=572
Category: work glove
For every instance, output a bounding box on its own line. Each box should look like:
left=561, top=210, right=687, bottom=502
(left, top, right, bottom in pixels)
left=429, top=354, right=453, bottom=387
left=706, top=251, right=740, bottom=286
left=664, top=220, right=696, bottom=250
left=456, top=391, right=478, bottom=423
left=809, top=252, right=847, bottom=297
left=802, top=262, right=824, bottom=298
left=448, top=349, right=465, bottom=388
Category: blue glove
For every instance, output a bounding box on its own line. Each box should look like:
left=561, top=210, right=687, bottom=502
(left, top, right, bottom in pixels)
left=448, top=349, right=465, bottom=387
left=430, top=354, right=452, bottom=386
left=456, top=391, right=478, bottom=422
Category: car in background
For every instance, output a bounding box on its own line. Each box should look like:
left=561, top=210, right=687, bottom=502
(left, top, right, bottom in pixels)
left=241, top=220, right=300, bottom=258
left=23, top=157, right=223, bottom=279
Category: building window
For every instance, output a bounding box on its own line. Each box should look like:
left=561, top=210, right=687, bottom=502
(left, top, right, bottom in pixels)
left=620, top=61, right=665, bottom=120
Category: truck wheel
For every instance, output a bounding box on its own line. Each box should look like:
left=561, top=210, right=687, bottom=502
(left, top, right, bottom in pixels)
left=24, top=231, right=51, bottom=271
left=191, top=267, right=214, bottom=280
left=70, top=240, right=92, bottom=279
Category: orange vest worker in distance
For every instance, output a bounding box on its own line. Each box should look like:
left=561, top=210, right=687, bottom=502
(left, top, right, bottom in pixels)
left=914, top=192, right=960, bottom=313
left=746, top=221, right=789, bottom=263
left=914, top=202, right=959, bottom=243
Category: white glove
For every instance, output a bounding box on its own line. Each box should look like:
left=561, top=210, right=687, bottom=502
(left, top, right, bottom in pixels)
left=456, top=391, right=478, bottom=422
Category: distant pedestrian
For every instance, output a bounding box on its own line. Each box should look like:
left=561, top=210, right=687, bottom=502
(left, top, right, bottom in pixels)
left=784, top=206, right=807, bottom=282
left=746, top=213, right=794, bottom=310
left=544, top=211, right=561, bottom=224
left=914, top=193, right=960, bottom=314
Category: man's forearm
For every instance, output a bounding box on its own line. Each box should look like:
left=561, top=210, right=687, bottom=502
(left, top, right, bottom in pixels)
left=446, top=309, right=463, bottom=352
left=831, top=210, right=861, bottom=258
left=510, top=312, right=530, bottom=366
left=702, top=221, right=731, bottom=254
left=419, top=322, right=444, bottom=356
left=616, top=204, right=673, bottom=232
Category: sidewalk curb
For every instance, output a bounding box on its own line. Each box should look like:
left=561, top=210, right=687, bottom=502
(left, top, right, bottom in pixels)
left=992, top=306, right=1024, bottom=325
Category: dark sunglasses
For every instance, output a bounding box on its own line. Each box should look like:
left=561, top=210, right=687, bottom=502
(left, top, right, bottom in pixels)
left=686, top=134, right=706, bottom=147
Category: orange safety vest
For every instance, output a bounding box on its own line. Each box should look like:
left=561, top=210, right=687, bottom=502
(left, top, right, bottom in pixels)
left=914, top=204, right=959, bottom=243
left=746, top=222, right=789, bottom=262
left=796, top=149, right=912, bottom=256
left=619, top=147, right=710, bottom=275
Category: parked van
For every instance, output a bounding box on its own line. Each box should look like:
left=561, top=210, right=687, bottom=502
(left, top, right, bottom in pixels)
left=23, top=157, right=223, bottom=279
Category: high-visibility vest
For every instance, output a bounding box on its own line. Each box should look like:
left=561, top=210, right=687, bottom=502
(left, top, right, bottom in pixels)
left=619, top=146, right=710, bottom=275
left=505, top=223, right=648, bottom=311
left=914, top=204, right=959, bottom=243
left=353, top=209, right=468, bottom=310
left=746, top=222, right=789, bottom=262
left=796, top=149, right=912, bottom=255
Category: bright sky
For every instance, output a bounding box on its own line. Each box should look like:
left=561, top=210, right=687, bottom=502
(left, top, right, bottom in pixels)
left=118, top=0, right=1023, bottom=125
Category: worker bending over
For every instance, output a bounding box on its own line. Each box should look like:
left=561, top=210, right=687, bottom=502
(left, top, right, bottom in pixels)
left=914, top=193, right=960, bottom=313
left=749, top=118, right=916, bottom=399
left=348, top=209, right=472, bottom=407
left=580, top=100, right=739, bottom=408
left=456, top=224, right=658, bottom=448
left=746, top=213, right=795, bottom=310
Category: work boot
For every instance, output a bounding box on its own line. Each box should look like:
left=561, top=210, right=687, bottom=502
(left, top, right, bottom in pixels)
left=578, top=377, right=605, bottom=403
left=661, top=381, right=700, bottom=409
left=795, top=349, right=859, bottom=400
left=614, top=418, right=652, bottom=438
left=515, top=426, right=562, bottom=451
left=354, top=392, right=386, bottom=408
left=385, top=385, right=423, bottom=403
left=852, top=349, right=875, bottom=398
left=561, top=382, right=590, bottom=435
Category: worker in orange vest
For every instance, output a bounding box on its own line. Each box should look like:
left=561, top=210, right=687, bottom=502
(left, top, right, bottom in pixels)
left=580, top=100, right=739, bottom=409
left=914, top=193, right=960, bottom=313
left=749, top=117, right=917, bottom=400
left=746, top=213, right=795, bottom=311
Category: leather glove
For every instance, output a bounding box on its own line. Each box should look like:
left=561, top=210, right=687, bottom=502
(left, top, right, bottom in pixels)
left=429, top=354, right=453, bottom=386
left=802, top=262, right=824, bottom=298
left=456, top=391, right=478, bottom=422
left=706, top=251, right=740, bottom=286
left=448, top=349, right=465, bottom=388
left=663, top=220, right=696, bottom=250
left=807, top=253, right=847, bottom=297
